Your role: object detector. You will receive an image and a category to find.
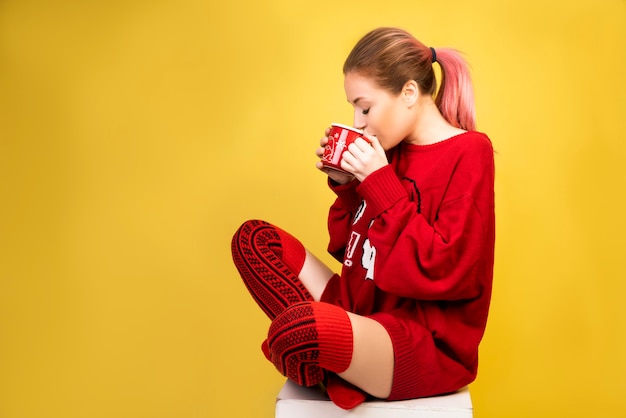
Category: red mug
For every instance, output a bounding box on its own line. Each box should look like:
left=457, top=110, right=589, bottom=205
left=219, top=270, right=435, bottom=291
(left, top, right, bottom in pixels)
left=321, top=123, right=367, bottom=173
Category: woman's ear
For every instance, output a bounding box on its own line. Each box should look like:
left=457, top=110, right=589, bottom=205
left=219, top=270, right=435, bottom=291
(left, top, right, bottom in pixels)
left=402, top=80, right=419, bottom=107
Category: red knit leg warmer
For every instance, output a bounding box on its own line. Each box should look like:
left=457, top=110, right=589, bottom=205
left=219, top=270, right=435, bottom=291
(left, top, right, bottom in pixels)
left=231, top=220, right=312, bottom=320
left=264, top=301, right=353, bottom=387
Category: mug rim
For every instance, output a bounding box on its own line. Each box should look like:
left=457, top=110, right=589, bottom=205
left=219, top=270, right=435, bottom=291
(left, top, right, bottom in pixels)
left=330, top=123, right=363, bottom=134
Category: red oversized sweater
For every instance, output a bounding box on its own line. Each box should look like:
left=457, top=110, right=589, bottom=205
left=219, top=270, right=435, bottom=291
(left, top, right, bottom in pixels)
left=320, top=131, right=495, bottom=400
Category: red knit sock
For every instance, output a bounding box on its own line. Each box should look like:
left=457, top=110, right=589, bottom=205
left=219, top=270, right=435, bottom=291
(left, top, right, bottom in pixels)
left=231, top=220, right=312, bottom=320
left=326, top=373, right=368, bottom=410
left=265, top=301, right=353, bottom=387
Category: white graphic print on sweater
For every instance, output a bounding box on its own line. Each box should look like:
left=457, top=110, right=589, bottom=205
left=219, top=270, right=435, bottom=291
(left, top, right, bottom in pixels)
left=344, top=201, right=376, bottom=280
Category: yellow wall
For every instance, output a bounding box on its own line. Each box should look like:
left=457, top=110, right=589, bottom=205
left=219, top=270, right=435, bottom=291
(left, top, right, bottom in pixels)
left=1, top=1, right=624, bottom=417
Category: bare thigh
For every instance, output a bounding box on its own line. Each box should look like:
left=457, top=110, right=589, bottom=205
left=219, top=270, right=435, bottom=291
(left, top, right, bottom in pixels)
left=298, top=249, right=335, bottom=301
left=339, top=313, right=394, bottom=399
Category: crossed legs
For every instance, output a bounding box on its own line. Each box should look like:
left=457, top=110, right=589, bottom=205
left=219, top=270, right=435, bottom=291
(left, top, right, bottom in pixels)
left=231, top=220, right=393, bottom=400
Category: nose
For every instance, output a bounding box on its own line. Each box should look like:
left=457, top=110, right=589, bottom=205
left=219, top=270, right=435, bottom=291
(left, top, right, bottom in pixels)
left=353, top=111, right=367, bottom=130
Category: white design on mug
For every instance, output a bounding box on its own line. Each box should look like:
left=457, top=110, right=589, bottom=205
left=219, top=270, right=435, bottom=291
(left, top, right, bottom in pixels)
left=330, top=129, right=349, bottom=165
left=322, top=130, right=347, bottom=164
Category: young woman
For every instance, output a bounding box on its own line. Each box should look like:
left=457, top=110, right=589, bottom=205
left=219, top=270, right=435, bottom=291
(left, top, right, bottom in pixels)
left=231, top=27, right=495, bottom=410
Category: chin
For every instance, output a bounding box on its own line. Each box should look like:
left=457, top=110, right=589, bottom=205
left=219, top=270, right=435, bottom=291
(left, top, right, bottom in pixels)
left=379, top=138, right=399, bottom=151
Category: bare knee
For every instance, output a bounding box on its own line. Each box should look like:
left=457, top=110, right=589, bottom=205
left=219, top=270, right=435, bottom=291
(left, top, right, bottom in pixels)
left=298, top=250, right=335, bottom=301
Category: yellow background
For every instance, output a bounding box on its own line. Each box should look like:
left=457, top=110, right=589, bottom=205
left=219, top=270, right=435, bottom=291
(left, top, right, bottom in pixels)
left=1, top=0, right=625, bottom=417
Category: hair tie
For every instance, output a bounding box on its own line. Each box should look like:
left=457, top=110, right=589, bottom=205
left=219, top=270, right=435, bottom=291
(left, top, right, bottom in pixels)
left=430, top=47, right=437, bottom=64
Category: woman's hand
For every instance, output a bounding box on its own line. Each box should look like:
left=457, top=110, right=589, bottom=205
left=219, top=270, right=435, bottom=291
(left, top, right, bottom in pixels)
left=315, top=127, right=355, bottom=185
left=340, top=135, right=388, bottom=182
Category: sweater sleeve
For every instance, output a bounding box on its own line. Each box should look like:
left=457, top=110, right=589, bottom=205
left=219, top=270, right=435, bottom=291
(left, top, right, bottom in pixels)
left=326, top=179, right=362, bottom=262
left=357, top=151, right=492, bottom=301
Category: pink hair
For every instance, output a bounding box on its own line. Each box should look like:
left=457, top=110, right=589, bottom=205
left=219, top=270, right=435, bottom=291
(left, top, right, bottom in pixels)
left=343, top=28, right=476, bottom=131
left=434, top=48, right=476, bottom=131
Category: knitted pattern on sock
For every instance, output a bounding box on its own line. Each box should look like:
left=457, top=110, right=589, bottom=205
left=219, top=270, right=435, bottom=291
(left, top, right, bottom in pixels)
left=231, top=220, right=311, bottom=320
left=267, top=301, right=353, bottom=387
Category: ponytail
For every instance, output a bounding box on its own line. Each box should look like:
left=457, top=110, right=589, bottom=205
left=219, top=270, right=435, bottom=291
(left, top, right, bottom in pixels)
left=433, top=48, right=476, bottom=131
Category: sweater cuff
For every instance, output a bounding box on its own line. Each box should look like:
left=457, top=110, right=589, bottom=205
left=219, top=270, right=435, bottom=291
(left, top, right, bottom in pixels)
left=356, top=165, right=407, bottom=216
left=328, top=178, right=362, bottom=211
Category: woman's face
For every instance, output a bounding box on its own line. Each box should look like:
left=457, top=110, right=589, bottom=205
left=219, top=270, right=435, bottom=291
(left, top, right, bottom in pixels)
left=343, top=72, right=415, bottom=150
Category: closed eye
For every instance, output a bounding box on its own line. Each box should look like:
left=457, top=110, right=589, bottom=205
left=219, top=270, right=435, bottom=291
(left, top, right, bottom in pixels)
left=362, top=108, right=370, bottom=115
